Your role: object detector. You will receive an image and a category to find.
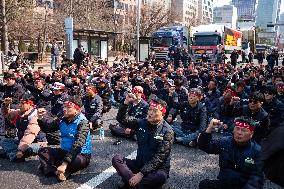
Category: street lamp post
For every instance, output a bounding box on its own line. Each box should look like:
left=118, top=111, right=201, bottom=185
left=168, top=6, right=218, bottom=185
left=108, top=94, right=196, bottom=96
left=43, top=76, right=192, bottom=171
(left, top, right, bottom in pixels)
left=136, top=0, right=141, bottom=63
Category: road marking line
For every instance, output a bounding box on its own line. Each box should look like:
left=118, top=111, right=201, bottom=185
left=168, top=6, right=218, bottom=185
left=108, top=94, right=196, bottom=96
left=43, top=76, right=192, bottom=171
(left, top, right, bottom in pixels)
left=77, top=151, right=137, bottom=189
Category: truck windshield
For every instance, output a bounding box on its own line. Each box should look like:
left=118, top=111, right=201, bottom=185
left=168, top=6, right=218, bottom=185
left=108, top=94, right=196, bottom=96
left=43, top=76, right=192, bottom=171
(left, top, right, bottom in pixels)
left=152, top=37, right=173, bottom=47
left=193, top=35, right=220, bottom=46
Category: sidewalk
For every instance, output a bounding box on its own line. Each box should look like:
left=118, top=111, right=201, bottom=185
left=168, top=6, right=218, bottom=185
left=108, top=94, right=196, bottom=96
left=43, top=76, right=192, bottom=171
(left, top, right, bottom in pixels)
left=32, top=56, right=119, bottom=74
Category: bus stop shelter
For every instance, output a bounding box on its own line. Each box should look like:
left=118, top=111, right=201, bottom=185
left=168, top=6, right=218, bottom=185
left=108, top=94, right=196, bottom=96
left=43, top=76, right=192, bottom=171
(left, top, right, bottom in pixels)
left=73, top=29, right=120, bottom=61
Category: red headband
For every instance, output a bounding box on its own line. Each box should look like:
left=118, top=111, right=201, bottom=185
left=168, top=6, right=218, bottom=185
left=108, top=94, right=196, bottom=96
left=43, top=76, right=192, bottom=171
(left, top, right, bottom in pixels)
left=86, top=86, right=97, bottom=93
left=132, top=87, right=143, bottom=94
left=64, top=101, right=81, bottom=110
left=190, top=91, right=201, bottom=97
left=225, top=88, right=237, bottom=97
left=21, top=99, right=34, bottom=106
left=235, top=121, right=255, bottom=132
left=35, top=79, right=44, bottom=84
left=150, top=101, right=166, bottom=114
left=277, top=85, right=284, bottom=89
left=53, top=83, right=65, bottom=89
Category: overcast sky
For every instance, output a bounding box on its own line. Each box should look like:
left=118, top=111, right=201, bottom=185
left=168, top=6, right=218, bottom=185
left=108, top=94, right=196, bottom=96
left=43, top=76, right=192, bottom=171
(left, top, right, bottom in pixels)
left=215, top=0, right=284, bottom=13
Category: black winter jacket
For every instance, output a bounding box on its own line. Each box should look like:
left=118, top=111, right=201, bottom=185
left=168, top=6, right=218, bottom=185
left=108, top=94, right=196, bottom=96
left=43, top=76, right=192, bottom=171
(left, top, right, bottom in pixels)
left=198, top=132, right=264, bottom=189
left=117, top=104, right=174, bottom=175
left=263, top=98, right=284, bottom=131
left=171, top=102, right=207, bottom=132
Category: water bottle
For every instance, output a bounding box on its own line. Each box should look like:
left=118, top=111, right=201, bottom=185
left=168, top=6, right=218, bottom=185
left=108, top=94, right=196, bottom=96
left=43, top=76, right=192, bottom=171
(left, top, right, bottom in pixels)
left=99, top=126, right=105, bottom=140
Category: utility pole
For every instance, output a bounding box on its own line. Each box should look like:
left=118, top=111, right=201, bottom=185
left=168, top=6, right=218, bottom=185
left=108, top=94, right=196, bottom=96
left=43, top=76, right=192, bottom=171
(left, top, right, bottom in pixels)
left=136, top=0, right=141, bottom=63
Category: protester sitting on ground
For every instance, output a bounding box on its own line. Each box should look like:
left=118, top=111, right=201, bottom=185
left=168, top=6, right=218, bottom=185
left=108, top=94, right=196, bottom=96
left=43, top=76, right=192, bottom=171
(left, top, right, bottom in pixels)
left=0, top=93, right=47, bottom=162
left=37, top=96, right=92, bottom=182
left=231, top=91, right=270, bottom=144
left=39, top=82, right=69, bottom=145
left=82, top=84, right=104, bottom=132
left=198, top=117, right=264, bottom=189
left=110, top=86, right=149, bottom=139
left=0, top=72, right=25, bottom=138
left=263, top=85, right=284, bottom=132
left=112, top=96, right=174, bottom=189
left=168, top=88, right=207, bottom=147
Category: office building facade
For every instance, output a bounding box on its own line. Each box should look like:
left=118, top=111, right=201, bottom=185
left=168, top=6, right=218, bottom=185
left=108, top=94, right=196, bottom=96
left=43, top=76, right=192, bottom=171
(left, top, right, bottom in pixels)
left=213, top=5, right=238, bottom=29
left=232, top=0, right=257, bottom=21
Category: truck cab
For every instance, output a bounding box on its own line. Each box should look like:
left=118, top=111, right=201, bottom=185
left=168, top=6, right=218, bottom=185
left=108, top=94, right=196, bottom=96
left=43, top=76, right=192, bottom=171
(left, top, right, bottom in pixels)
left=151, top=26, right=189, bottom=60
left=192, top=32, right=222, bottom=63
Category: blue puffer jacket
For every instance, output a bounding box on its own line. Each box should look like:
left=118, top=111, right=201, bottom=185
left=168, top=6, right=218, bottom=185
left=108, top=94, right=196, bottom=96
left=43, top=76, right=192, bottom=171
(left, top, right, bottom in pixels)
left=60, top=113, right=92, bottom=156
left=198, top=132, right=264, bottom=189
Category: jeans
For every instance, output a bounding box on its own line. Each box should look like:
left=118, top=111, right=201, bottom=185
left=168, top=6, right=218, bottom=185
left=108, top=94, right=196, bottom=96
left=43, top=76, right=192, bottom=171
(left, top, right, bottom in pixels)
left=51, top=55, right=58, bottom=70
left=0, top=138, right=40, bottom=161
left=171, top=123, right=199, bottom=145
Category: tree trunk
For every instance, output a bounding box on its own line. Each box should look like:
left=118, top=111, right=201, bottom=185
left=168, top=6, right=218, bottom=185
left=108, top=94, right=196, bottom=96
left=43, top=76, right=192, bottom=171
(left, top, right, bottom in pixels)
left=1, top=0, right=9, bottom=55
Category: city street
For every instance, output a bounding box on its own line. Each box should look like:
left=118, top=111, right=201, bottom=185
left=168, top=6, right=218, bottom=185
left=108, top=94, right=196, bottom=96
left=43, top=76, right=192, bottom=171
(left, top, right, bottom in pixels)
left=0, top=107, right=282, bottom=189
left=0, top=0, right=284, bottom=188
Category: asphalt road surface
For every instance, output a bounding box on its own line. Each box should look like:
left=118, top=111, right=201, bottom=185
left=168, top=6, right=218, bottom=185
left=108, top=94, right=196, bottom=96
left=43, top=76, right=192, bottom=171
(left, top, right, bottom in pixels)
left=0, top=108, right=282, bottom=189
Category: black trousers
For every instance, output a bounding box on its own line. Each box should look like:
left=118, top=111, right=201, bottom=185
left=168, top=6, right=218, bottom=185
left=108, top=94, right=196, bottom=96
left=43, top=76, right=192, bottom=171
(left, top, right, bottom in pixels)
left=199, top=179, right=241, bottom=189
left=112, top=154, right=167, bottom=188
left=109, top=123, right=134, bottom=138
left=38, top=147, right=91, bottom=176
